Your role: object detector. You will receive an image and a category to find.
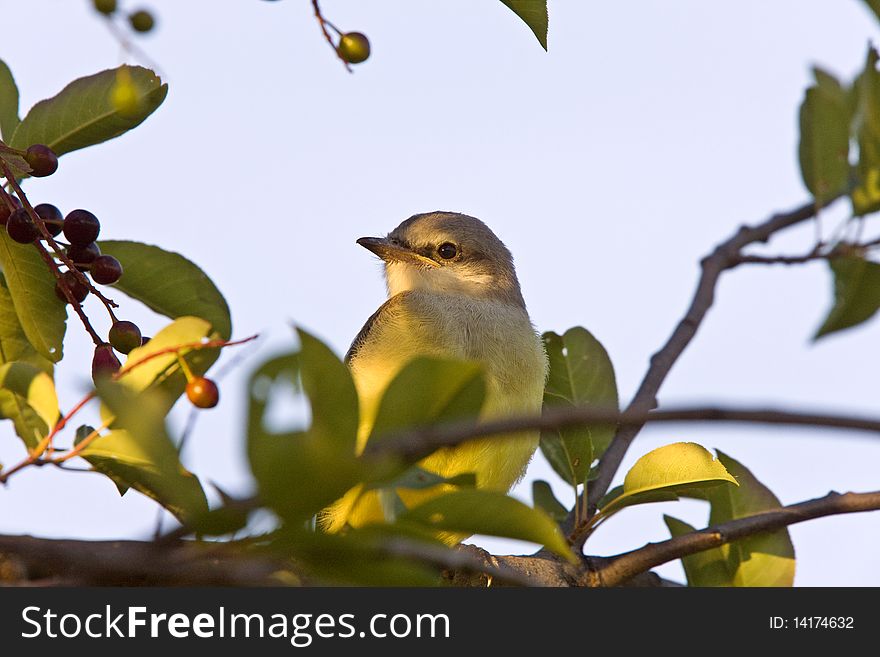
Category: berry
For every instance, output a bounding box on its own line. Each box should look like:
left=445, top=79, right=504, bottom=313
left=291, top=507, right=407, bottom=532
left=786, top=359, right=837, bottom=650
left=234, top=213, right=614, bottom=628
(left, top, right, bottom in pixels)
left=337, top=32, right=370, bottom=64
left=140, top=336, right=151, bottom=346
left=129, top=9, right=155, bottom=33
left=34, top=203, right=64, bottom=237
left=93, top=0, right=117, bottom=14
left=54, top=270, right=89, bottom=303
left=91, top=255, right=123, bottom=284
left=67, top=241, right=102, bottom=269
left=6, top=208, right=39, bottom=243
left=0, top=196, right=22, bottom=226
left=186, top=377, right=219, bottom=409
left=108, top=320, right=142, bottom=354
left=92, top=343, right=121, bottom=381
left=24, top=144, right=58, bottom=177
left=63, top=209, right=100, bottom=245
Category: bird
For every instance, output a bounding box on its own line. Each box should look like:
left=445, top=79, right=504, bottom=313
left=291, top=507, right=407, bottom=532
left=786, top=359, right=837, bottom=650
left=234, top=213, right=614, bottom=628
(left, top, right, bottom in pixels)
left=320, top=211, right=548, bottom=538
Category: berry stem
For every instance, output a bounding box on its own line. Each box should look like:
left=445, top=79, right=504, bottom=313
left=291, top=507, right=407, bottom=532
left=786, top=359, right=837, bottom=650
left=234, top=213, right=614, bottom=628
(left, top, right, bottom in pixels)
left=311, top=0, right=353, bottom=72
left=0, top=159, right=120, bottom=324
left=176, top=351, right=195, bottom=383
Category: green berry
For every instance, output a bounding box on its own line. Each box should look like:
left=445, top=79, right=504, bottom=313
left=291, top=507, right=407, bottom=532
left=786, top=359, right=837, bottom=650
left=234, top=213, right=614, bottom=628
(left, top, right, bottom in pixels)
left=108, top=320, right=142, bottom=354
left=129, top=9, right=155, bottom=33
left=93, top=0, right=117, bottom=15
left=337, top=32, right=370, bottom=64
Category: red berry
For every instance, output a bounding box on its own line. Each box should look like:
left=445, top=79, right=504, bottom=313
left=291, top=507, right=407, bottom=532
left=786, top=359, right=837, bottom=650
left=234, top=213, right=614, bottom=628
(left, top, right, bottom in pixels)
left=24, top=144, right=58, bottom=177
left=108, top=320, right=142, bottom=354
left=92, top=343, right=121, bottom=381
left=91, top=255, right=123, bottom=284
left=34, top=203, right=64, bottom=237
left=54, top=270, right=89, bottom=303
left=63, top=209, right=100, bottom=246
left=186, top=377, right=219, bottom=409
left=0, top=196, right=22, bottom=226
left=6, top=208, right=39, bottom=243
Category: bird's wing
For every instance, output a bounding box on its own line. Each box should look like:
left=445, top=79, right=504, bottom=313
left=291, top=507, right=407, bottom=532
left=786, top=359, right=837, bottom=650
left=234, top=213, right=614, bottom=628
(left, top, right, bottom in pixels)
left=345, top=293, right=403, bottom=364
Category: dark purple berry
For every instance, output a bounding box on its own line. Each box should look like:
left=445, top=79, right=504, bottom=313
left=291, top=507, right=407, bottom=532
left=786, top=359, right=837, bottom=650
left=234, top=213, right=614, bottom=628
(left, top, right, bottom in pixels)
left=186, top=377, right=219, bottom=409
left=0, top=196, right=22, bottom=226
left=67, top=242, right=102, bottom=270
left=6, top=208, right=39, bottom=243
left=63, top=209, right=100, bottom=245
left=108, top=320, right=142, bottom=354
left=91, top=255, right=123, bottom=284
left=24, top=144, right=58, bottom=177
left=140, top=336, right=151, bottom=346
left=54, top=270, right=89, bottom=303
left=92, top=343, right=121, bottom=381
left=34, top=203, right=64, bottom=237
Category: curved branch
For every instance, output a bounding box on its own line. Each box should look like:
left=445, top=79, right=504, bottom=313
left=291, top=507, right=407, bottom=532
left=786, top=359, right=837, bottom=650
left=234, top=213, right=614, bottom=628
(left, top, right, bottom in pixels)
left=591, top=490, right=880, bottom=587
left=585, top=196, right=843, bottom=520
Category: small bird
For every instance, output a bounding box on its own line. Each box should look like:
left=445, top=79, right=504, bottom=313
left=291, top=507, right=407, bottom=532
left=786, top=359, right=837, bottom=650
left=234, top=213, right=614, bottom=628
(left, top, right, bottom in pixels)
left=320, top=211, right=548, bottom=537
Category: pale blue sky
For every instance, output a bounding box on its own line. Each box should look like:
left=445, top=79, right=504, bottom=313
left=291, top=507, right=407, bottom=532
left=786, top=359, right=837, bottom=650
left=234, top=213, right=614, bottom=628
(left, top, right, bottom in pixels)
left=2, top=0, right=879, bottom=585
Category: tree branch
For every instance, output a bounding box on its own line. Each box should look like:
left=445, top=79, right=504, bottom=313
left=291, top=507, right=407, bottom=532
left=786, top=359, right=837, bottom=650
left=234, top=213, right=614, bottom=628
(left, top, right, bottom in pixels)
left=590, top=490, right=880, bottom=587
left=584, top=195, right=843, bottom=526
left=364, top=404, right=880, bottom=462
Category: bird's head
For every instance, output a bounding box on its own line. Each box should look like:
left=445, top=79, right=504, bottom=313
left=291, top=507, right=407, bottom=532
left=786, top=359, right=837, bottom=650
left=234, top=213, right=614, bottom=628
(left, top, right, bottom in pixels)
left=357, top=211, right=525, bottom=308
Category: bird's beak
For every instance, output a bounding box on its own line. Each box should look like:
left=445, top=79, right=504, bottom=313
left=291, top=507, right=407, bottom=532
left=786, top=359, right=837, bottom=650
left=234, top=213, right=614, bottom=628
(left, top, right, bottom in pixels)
left=356, top=237, right=439, bottom=267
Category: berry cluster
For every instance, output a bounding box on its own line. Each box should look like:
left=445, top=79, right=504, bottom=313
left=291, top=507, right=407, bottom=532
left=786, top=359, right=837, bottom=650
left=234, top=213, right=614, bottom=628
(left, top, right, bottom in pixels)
left=92, top=0, right=156, bottom=34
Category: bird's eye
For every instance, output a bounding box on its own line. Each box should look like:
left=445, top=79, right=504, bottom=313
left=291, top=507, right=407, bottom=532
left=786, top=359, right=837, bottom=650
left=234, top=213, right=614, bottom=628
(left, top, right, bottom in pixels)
left=437, top=242, right=458, bottom=259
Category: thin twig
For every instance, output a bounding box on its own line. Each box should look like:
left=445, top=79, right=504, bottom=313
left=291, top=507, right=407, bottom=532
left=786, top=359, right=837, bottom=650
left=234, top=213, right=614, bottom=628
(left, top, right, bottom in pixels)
left=311, top=0, right=352, bottom=72
left=581, top=194, right=846, bottom=541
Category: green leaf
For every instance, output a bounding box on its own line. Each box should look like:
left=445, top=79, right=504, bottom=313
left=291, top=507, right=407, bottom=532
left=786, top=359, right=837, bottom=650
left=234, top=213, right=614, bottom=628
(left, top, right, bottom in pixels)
left=814, top=256, right=880, bottom=339
left=499, top=0, right=549, bottom=50
left=664, top=515, right=730, bottom=587
left=85, top=380, right=208, bottom=523
left=0, top=276, right=53, bottom=372
left=399, top=489, right=575, bottom=562
left=9, top=65, right=167, bottom=159
left=0, top=361, right=59, bottom=450
left=798, top=70, right=851, bottom=203
left=98, top=240, right=231, bottom=341
left=0, top=59, right=20, bottom=141
left=532, top=479, right=568, bottom=523
left=852, top=47, right=880, bottom=215
left=704, top=451, right=795, bottom=587
left=0, top=232, right=67, bottom=362
left=540, top=327, right=618, bottom=485
left=247, top=331, right=363, bottom=523
left=368, top=357, right=486, bottom=447
left=116, top=316, right=218, bottom=416
left=365, top=466, right=476, bottom=492
left=598, top=442, right=737, bottom=517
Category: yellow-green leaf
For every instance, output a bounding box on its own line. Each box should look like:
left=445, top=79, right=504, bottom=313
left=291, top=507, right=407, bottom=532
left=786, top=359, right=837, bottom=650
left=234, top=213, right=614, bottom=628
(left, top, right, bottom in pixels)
left=0, top=361, right=59, bottom=449
left=599, top=442, right=737, bottom=516
left=0, top=58, right=20, bottom=140
left=399, top=489, right=575, bottom=562
left=798, top=69, right=851, bottom=203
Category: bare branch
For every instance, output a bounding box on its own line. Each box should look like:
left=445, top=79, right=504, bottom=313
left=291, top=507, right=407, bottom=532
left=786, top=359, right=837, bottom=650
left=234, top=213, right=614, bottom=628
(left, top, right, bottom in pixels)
left=364, top=404, right=880, bottom=462
left=584, top=195, right=844, bottom=526
left=591, top=490, right=880, bottom=587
